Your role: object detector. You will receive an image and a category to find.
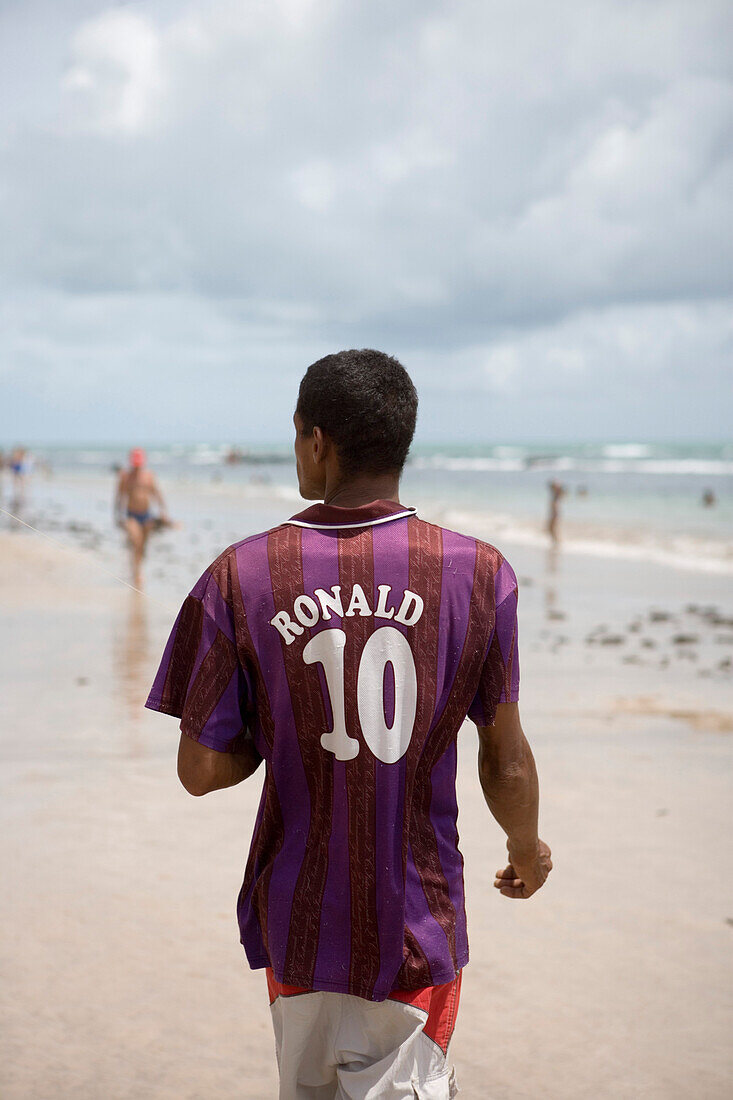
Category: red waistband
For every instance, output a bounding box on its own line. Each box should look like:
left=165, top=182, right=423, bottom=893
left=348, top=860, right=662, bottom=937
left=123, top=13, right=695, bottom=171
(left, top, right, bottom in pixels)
left=265, top=968, right=462, bottom=1055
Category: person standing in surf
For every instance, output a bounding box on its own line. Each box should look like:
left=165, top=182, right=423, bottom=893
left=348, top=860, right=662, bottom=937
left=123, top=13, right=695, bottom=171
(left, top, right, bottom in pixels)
left=546, top=478, right=567, bottom=543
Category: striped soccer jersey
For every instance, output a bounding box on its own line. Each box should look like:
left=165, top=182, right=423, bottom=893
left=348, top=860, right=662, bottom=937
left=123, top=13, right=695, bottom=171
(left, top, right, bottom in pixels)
left=146, top=499, right=520, bottom=1002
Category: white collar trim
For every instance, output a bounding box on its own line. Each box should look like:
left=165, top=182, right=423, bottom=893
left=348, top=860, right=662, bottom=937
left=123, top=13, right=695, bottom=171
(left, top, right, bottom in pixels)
left=287, top=507, right=417, bottom=531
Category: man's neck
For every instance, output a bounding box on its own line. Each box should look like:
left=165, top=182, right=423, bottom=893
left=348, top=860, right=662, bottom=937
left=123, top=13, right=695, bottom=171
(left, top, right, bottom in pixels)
left=323, top=474, right=401, bottom=509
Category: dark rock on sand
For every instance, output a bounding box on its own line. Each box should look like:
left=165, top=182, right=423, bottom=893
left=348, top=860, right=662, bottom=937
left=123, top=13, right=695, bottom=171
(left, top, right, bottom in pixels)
left=690, top=606, right=733, bottom=628
left=687, top=604, right=716, bottom=618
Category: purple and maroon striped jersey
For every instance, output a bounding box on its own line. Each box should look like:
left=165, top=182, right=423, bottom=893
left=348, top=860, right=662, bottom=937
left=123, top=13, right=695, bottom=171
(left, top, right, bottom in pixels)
left=146, top=499, right=519, bottom=1002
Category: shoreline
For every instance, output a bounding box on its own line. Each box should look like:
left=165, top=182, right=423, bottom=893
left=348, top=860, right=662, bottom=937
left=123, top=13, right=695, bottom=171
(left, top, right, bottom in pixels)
left=4, top=463, right=732, bottom=578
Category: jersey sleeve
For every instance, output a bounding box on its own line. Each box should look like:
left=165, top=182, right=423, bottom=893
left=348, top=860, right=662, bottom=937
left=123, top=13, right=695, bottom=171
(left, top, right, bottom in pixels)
left=467, top=557, right=520, bottom=727
left=145, top=571, right=251, bottom=754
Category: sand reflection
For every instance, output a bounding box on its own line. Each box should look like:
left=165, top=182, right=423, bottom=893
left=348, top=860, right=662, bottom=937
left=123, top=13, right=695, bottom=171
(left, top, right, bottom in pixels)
left=113, top=591, right=152, bottom=755
left=544, top=544, right=561, bottom=620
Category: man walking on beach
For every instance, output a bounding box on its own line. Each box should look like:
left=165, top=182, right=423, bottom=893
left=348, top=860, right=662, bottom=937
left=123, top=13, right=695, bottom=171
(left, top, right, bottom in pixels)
left=114, top=448, right=169, bottom=588
left=146, top=350, right=551, bottom=1099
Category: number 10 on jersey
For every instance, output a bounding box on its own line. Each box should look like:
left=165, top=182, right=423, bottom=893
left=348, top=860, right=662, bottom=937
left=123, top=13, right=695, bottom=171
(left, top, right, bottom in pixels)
left=303, top=626, right=417, bottom=764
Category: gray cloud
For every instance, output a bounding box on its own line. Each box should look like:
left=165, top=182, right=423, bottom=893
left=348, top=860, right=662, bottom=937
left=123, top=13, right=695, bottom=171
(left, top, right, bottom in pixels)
left=1, top=0, right=731, bottom=442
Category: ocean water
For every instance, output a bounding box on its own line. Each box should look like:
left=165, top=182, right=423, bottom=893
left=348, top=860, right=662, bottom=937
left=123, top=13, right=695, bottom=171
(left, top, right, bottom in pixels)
left=3, top=439, right=732, bottom=576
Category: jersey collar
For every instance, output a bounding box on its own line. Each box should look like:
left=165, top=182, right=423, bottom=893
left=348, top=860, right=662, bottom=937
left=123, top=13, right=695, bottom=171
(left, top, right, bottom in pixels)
left=287, top=499, right=417, bottom=531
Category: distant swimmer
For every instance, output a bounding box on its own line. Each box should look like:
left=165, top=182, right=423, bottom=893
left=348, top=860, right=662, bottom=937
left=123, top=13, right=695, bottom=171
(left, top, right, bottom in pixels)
left=114, top=448, right=170, bottom=588
left=701, top=489, right=716, bottom=508
left=546, top=479, right=566, bottom=543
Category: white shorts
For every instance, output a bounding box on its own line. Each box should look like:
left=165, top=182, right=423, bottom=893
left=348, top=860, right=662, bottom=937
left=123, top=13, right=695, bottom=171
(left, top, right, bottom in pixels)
left=267, top=969, right=461, bottom=1100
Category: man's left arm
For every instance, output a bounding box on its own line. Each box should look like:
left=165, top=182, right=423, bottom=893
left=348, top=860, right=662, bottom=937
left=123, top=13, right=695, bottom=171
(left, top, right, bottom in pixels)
left=177, top=733, right=262, bottom=796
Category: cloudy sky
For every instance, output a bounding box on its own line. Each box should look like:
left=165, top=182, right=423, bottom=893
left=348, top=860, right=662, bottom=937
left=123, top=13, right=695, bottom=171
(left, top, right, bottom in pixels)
left=1, top=0, right=731, bottom=445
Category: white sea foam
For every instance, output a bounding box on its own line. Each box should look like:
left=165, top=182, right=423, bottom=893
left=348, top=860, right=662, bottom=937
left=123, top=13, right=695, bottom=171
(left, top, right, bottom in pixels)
left=77, top=450, right=110, bottom=464
left=595, top=458, right=733, bottom=476
left=412, top=456, right=527, bottom=472
left=189, top=444, right=229, bottom=465
left=602, top=443, right=652, bottom=459
left=412, top=454, right=733, bottom=476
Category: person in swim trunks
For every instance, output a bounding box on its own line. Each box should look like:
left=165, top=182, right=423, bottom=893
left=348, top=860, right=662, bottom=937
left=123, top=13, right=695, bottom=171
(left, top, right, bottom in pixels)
left=114, top=448, right=169, bottom=588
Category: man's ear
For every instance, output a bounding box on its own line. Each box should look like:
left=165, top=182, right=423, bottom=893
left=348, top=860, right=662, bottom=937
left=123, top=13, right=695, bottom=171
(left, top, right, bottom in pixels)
left=311, top=426, right=327, bottom=465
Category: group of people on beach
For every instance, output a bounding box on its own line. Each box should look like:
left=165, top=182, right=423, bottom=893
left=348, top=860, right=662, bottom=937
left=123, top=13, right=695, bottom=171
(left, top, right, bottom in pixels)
left=119, top=453, right=575, bottom=587
left=113, top=453, right=719, bottom=588
left=0, top=442, right=719, bottom=595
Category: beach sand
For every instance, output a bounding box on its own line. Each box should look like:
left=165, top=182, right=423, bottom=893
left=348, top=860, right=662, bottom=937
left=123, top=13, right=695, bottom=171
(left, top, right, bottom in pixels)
left=1, top=511, right=732, bottom=1099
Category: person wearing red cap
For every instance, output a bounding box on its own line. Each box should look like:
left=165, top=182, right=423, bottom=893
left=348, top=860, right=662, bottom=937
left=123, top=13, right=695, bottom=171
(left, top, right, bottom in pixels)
left=114, top=448, right=169, bottom=587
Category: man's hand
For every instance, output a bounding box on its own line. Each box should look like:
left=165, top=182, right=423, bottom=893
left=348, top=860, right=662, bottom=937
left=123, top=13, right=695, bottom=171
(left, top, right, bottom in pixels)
left=494, top=838, right=552, bottom=899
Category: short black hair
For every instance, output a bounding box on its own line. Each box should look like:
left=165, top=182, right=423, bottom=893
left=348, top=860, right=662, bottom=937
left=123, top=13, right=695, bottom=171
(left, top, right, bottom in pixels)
left=296, top=349, right=418, bottom=477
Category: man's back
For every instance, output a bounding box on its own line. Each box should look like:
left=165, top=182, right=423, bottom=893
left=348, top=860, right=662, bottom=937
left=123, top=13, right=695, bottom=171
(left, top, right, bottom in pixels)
left=147, top=498, right=519, bottom=1001
left=147, top=348, right=549, bottom=1098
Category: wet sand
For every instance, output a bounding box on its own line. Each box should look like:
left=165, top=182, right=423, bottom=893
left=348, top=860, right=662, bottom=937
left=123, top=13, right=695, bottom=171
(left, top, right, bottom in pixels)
left=1, top=518, right=732, bottom=1099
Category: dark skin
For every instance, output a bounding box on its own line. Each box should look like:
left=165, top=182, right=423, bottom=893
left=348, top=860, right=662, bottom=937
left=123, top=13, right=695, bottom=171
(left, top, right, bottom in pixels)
left=478, top=702, right=552, bottom=898
left=292, top=411, right=401, bottom=507
left=177, top=735, right=262, bottom=796
left=178, top=411, right=552, bottom=900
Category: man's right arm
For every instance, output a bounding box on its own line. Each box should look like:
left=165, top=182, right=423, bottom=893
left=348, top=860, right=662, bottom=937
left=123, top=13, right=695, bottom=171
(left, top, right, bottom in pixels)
left=477, top=701, right=552, bottom=899
left=177, top=733, right=262, bottom=796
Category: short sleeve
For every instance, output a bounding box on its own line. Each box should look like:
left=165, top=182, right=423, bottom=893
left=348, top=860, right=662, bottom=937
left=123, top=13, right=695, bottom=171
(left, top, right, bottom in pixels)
left=145, top=572, right=251, bottom=753
left=467, top=558, right=520, bottom=727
